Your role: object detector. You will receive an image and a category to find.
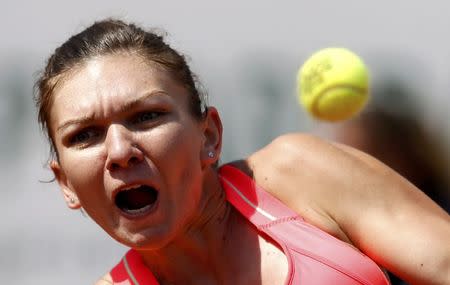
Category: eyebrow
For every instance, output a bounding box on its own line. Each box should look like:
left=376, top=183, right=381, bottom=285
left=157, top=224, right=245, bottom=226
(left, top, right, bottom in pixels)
left=56, top=90, right=168, bottom=133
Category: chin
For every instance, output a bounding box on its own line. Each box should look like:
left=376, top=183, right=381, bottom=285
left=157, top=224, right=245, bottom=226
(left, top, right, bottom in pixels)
left=112, top=224, right=176, bottom=250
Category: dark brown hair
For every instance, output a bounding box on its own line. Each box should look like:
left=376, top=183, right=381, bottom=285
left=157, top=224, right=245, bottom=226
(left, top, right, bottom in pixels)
left=35, top=19, right=207, bottom=157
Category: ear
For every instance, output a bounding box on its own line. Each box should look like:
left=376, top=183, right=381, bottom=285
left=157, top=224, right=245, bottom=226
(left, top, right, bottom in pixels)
left=200, top=107, right=223, bottom=168
left=50, top=160, right=82, bottom=210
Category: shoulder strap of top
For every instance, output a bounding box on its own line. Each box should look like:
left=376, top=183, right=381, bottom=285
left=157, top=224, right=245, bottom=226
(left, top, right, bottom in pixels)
left=109, top=164, right=300, bottom=284
left=110, top=249, right=159, bottom=285
left=219, top=164, right=302, bottom=228
left=220, top=165, right=390, bottom=285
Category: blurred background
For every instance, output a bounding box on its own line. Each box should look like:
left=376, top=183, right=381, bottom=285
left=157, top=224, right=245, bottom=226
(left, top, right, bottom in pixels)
left=1, top=1, right=449, bottom=284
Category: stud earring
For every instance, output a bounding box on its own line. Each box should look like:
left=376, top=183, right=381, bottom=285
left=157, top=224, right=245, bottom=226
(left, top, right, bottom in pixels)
left=70, top=197, right=76, bottom=204
left=208, top=151, right=215, bottom=158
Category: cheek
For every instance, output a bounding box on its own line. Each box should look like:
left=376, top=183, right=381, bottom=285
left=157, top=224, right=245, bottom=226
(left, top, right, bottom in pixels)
left=146, top=120, right=203, bottom=168
left=60, top=148, right=106, bottom=199
left=145, top=121, right=204, bottom=202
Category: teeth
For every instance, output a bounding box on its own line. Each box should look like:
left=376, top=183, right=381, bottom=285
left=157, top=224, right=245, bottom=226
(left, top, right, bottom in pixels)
left=122, top=185, right=142, bottom=191
left=124, top=204, right=153, bottom=215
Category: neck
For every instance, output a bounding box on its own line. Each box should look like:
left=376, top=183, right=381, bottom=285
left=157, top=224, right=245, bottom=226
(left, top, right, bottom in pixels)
left=137, top=169, right=236, bottom=284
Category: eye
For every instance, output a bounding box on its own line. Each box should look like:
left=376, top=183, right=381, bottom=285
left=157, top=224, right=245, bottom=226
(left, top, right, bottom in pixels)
left=133, top=111, right=163, bottom=124
left=69, top=128, right=100, bottom=146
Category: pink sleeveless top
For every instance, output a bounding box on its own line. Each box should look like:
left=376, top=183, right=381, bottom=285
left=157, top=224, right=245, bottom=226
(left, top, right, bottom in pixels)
left=110, top=165, right=390, bottom=285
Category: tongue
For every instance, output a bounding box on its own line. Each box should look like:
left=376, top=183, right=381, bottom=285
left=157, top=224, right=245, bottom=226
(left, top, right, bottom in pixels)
left=116, top=186, right=157, bottom=211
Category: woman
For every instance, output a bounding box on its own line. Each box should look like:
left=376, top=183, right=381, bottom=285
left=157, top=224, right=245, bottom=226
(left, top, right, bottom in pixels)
left=35, top=19, right=449, bottom=285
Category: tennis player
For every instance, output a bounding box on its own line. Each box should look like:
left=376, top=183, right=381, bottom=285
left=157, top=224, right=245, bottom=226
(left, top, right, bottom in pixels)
left=35, top=19, right=450, bottom=285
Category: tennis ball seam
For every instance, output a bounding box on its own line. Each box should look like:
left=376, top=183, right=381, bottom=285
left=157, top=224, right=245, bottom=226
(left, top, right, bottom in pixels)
left=311, top=84, right=367, bottom=118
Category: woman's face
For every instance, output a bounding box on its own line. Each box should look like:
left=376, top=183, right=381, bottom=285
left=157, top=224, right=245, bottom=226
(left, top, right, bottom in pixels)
left=49, top=54, right=220, bottom=248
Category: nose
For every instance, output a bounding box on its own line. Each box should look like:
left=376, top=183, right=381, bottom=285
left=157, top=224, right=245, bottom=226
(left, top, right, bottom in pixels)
left=105, top=124, right=144, bottom=171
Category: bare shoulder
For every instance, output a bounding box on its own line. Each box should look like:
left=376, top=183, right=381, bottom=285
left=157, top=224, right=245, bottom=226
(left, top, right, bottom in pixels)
left=242, top=133, right=450, bottom=284
left=244, top=132, right=445, bottom=240
left=93, top=273, right=113, bottom=285
left=244, top=133, right=372, bottom=241
left=249, top=132, right=360, bottom=167
left=247, top=132, right=382, bottom=187
left=243, top=132, right=448, bottom=225
left=250, top=132, right=383, bottom=166
left=248, top=132, right=395, bottom=190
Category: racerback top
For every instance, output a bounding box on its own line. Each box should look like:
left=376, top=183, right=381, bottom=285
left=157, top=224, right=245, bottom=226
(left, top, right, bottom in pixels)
left=109, top=165, right=390, bottom=285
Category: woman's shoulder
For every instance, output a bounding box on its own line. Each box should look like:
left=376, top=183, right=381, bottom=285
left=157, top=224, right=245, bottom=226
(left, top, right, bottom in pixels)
left=232, top=132, right=393, bottom=242
left=248, top=132, right=343, bottom=165
left=246, top=132, right=390, bottom=180
left=244, top=132, right=357, bottom=178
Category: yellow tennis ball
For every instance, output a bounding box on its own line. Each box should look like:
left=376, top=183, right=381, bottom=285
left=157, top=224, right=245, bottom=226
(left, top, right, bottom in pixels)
left=298, top=48, right=369, bottom=121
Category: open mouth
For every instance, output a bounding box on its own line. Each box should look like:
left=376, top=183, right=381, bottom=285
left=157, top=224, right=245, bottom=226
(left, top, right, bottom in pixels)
left=115, top=185, right=158, bottom=217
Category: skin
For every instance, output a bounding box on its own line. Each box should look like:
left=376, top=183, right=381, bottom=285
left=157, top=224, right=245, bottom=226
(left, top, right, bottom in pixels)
left=50, top=53, right=287, bottom=284
left=49, top=53, right=450, bottom=285
left=247, top=134, right=450, bottom=285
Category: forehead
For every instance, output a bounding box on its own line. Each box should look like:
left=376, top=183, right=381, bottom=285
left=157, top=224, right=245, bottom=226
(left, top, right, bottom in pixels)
left=49, top=54, right=187, bottom=128
left=54, top=53, right=177, bottom=102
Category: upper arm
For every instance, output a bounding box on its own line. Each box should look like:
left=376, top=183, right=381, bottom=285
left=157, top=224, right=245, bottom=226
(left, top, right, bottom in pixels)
left=330, top=142, right=450, bottom=285
left=250, top=133, right=450, bottom=285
